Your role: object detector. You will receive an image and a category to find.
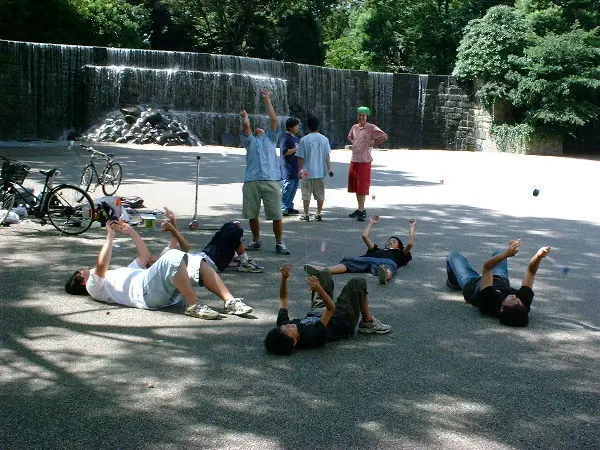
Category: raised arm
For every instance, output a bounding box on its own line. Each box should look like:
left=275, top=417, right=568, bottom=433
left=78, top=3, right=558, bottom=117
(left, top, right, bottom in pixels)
left=279, top=264, right=293, bottom=309
left=117, top=221, right=152, bottom=268
left=240, top=109, right=251, bottom=137
left=306, top=276, right=335, bottom=326
left=260, top=88, right=277, bottom=131
left=403, top=218, right=417, bottom=255
left=161, top=221, right=191, bottom=253
left=521, top=246, right=551, bottom=288
left=361, top=215, right=379, bottom=250
left=94, top=221, right=117, bottom=278
left=481, top=240, right=520, bottom=289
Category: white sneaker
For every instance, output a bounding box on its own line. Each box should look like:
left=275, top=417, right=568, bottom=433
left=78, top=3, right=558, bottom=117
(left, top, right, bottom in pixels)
left=238, top=259, right=264, bottom=273
left=185, top=303, right=219, bottom=320
left=224, top=298, right=252, bottom=315
left=358, top=316, right=391, bottom=334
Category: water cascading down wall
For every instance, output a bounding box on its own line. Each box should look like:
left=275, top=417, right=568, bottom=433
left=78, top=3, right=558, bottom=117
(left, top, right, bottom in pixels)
left=0, top=40, right=472, bottom=149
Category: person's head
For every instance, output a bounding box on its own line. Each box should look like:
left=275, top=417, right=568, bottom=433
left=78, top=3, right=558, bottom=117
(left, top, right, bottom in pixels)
left=65, top=269, right=91, bottom=295
left=286, top=117, right=300, bottom=134
left=385, top=236, right=403, bottom=250
left=306, top=115, right=320, bottom=132
left=357, top=106, right=370, bottom=126
left=499, top=295, right=529, bottom=326
left=264, top=324, right=298, bottom=355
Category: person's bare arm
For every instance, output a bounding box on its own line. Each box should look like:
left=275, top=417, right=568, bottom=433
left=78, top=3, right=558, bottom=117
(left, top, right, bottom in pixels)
left=283, top=143, right=297, bottom=157
left=347, top=127, right=354, bottom=144
left=163, top=207, right=180, bottom=249
left=481, top=240, right=520, bottom=289
left=161, top=221, right=191, bottom=253
left=118, top=221, right=152, bottom=268
left=326, top=152, right=333, bottom=176
left=94, top=221, right=117, bottom=278
left=403, top=218, right=417, bottom=255
left=260, top=88, right=277, bottom=131
left=361, top=215, right=378, bottom=250
left=306, top=276, right=335, bottom=326
left=240, top=109, right=251, bottom=136
left=371, top=127, right=388, bottom=147
left=279, top=264, right=293, bottom=309
left=522, top=246, right=551, bottom=288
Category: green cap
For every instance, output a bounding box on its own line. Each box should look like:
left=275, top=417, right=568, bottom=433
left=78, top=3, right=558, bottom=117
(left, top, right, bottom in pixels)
left=357, top=106, right=371, bottom=115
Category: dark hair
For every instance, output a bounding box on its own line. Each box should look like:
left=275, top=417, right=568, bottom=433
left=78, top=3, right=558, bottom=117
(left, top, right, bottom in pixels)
left=499, top=303, right=529, bottom=327
left=65, top=270, right=89, bottom=296
left=306, top=115, right=319, bottom=132
left=285, top=117, right=300, bottom=130
left=264, top=327, right=295, bottom=355
left=389, top=236, right=404, bottom=248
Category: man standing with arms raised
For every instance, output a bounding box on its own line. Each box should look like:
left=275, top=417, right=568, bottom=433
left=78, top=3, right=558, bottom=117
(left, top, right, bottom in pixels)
left=240, top=88, right=290, bottom=255
left=347, top=106, right=388, bottom=221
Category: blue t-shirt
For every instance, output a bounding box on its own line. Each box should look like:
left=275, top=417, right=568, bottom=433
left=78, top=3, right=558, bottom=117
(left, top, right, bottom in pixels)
left=242, top=129, right=281, bottom=182
left=279, top=132, right=301, bottom=179
left=296, top=132, right=331, bottom=179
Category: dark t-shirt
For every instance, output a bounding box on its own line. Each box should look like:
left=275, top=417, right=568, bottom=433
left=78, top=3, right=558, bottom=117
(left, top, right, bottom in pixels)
left=364, top=244, right=412, bottom=267
left=276, top=308, right=327, bottom=349
left=279, top=132, right=300, bottom=179
left=475, top=277, right=534, bottom=317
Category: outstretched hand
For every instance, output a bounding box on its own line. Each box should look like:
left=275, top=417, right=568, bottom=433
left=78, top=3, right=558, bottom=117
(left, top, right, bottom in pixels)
left=160, top=221, right=175, bottom=233
left=279, top=264, right=293, bottom=279
left=259, top=88, right=271, bottom=99
left=505, top=240, right=521, bottom=257
left=536, top=246, right=551, bottom=258
left=240, top=109, right=248, bottom=120
left=163, top=207, right=176, bottom=224
left=369, top=215, right=380, bottom=224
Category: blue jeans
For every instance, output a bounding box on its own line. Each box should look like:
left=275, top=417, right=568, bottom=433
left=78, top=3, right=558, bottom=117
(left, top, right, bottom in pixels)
left=340, top=256, right=398, bottom=276
left=446, top=250, right=509, bottom=302
left=281, top=178, right=299, bottom=212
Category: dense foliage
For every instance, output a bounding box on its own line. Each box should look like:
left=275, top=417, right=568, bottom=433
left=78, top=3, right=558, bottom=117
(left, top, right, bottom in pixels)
left=454, top=2, right=600, bottom=144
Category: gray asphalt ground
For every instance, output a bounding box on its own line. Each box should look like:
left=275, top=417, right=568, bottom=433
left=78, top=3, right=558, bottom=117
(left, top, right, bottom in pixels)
left=1, top=142, right=599, bottom=449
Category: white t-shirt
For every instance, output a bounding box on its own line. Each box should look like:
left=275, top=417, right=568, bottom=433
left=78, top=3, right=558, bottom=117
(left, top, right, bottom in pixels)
left=86, top=259, right=147, bottom=309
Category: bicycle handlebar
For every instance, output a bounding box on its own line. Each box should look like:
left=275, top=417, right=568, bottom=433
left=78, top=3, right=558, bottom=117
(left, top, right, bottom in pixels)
left=80, top=144, right=110, bottom=159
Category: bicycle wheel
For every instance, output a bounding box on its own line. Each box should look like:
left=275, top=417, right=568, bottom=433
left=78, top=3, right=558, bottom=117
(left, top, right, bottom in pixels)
left=46, top=184, right=95, bottom=235
left=0, top=185, right=15, bottom=225
left=101, top=162, right=122, bottom=196
left=80, top=165, right=94, bottom=193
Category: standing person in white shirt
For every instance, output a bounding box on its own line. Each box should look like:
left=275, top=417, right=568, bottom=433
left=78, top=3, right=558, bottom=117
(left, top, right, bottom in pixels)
left=296, top=115, right=334, bottom=222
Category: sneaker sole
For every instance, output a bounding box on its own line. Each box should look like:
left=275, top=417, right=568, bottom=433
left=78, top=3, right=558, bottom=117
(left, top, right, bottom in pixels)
left=358, top=327, right=391, bottom=334
left=186, top=311, right=220, bottom=320
left=377, top=266, right=388, bottom=285
left=225, top=307, right=252, bottom=316
left=304, top=264, right=321, bottom=276
left=238, top=267, right=263, bottom=273
left=446, top=279, right=461, bottom=290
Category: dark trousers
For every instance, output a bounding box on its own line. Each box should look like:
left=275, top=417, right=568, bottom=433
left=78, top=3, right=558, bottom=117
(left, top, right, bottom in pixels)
left=202, top=222, right=243, bottom=272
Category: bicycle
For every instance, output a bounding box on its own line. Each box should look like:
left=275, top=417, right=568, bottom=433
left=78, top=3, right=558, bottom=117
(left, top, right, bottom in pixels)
left=79, top=144, right=123, bottom=196
left=0, top=155, right=95, bottom=235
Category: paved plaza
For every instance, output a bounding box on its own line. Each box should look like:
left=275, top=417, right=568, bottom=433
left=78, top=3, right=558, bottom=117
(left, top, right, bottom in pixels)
left=1, top=142, right=599, bottom=449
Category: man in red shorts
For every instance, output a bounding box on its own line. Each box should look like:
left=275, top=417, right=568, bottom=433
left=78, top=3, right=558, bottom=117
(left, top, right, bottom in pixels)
left=347, top=106, right=388, bottom=221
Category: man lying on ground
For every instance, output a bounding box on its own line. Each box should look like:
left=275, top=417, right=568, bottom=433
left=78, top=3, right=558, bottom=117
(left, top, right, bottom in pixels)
left=264, top=264, right=391, bottom=356
left=65, top=220, right=251, bottom=318
left=305, top=215, right=416, bottom=285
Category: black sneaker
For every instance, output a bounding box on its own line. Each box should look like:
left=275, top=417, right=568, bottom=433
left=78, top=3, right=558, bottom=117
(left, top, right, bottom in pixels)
left=356, top=210, right=367, bottom=221
left=282, top=210, right=290, bottom=216
left=288, top=208, right=300, bottom=215
left=349, top=209, right=361, bottom=218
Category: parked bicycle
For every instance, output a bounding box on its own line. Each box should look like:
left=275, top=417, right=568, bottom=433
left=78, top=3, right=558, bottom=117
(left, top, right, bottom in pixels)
left=0, top=155, right=95, bottom=235
left=79, top=144, right=123, bottom=196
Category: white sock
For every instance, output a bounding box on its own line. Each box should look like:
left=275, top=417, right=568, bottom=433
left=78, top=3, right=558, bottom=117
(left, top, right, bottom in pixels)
left=239, top=252, right=249, bottom=263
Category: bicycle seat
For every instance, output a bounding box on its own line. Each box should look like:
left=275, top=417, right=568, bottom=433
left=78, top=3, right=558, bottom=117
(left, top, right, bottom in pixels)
left=107, top=153, right=116, bottom=158
left=39, top=168, right=59, bottom=177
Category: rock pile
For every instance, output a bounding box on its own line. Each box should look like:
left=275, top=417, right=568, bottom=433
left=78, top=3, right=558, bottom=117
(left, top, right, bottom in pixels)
left=83, top=106, right=200, bottom=146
